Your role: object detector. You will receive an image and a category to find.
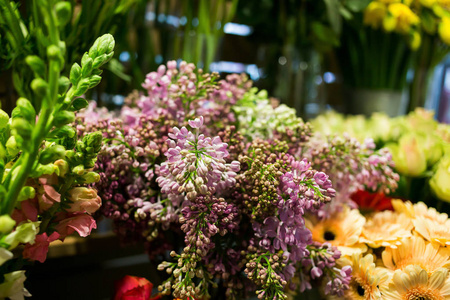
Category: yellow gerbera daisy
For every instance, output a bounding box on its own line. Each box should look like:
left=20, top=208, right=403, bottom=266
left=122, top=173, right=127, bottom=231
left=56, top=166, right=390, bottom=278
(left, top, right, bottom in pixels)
left=414, top=216, right=450, bottom=247
left=382, top=236, right=450, bottom=274
left=360, top=210, right=413, bottom=249
left=329, top=254, right=390, bottom=300
left=306, top=206, right=367, bottom=256
left=392, top=200, right=448, bottom=224
left=381, top=265, right=450, bottom=299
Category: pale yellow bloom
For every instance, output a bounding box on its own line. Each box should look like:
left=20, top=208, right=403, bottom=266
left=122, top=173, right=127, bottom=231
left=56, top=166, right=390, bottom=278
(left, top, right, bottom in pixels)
left=388, top=134, right=427, bottom=177
left=430, top=155, right=450, bottom=202
left=329, top=254, right=390, bottom=300
left=414, top=216, right=450, bottom=247
left=306, top=206, right=367, bottom=256
left=392, top=200, right=449, bottom=224
left=360, top=211, right=413, bottom=249
left=382, top=236, right=450, bottom=274
left=381, top=265, right=450, bottom=299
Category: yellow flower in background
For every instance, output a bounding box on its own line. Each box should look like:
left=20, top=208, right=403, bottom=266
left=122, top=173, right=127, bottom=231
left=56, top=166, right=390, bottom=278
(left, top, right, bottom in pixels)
left=392, top=200, right=449, bottom=223
left=437, top=0, right=450, bottom=10
left=430, top=155, right=450, bottom=202
left=439, top=16, right=450, bottom=44
left=413, top=216, right=450, bottom=246
left=329, top=254, right=390, bottom=300
left=381, top=265, right=450, bottom=300
left=388, top=134, right=427, bottom=177
left=306, top=206, right=367, bottom=256
left=420, top=0, right=437, bottom=7
left=410, top=30, right=422, bottom=49
left=360, top=210, right=413, bottom=249
left=382, top=236, right=450, bottom=274
left=384, top=3, right=420, bottom=33
left=365, top=2, right=388, bottom=28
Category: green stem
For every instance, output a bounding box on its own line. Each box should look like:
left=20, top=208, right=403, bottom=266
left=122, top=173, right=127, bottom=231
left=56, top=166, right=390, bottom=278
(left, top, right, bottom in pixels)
left=3, top=0, right=61, bottom=215
left=408, top=34, right=433, bottom=112
left=4, top=106, right=53, bottom=214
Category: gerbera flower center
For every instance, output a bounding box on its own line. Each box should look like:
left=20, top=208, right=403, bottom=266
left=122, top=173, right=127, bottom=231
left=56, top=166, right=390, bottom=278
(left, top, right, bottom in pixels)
left=323, top=230, right=336, bottom=241
left=357, top=284, right=365, bottom=296
left=406, top=287, right=440, bottom=300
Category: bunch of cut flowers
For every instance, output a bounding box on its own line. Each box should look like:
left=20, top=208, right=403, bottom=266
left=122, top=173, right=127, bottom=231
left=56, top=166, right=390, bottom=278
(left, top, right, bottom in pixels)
left=77, top=61, right=400, bottom=299
left=305, top=198, right=450, bottom=299
left=312, top=109, right=450, bottom=206
left=0, top=0, right=115, bottom=298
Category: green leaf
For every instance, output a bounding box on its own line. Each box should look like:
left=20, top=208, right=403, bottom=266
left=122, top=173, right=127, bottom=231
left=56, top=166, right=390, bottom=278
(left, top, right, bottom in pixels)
left=346, top=0, right=371, bottom=12
left=311, top=22, right=339, bottom=46
left=324, top=0, right=342, bottom=35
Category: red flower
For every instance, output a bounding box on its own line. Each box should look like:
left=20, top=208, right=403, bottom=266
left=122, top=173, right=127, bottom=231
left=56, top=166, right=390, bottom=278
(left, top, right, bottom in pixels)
left=350, top=190, right=394, bottom=213
left=114, top=275, right=161, bottom=300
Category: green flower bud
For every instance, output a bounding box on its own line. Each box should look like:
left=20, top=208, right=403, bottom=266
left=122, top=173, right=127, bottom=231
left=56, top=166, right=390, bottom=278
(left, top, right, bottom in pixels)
left=54, top=159, right=69, bottom=177
left=83, top=131, right=102, bottom=154
left=55, top=1, right=72, bottom=27
left=39, top=144, right=66, bottom=164
left=5, top=136, right=19, bottom=157
left=11, top=107, right=21, bottom=119
left=72, top=98, right=89, bottom=111
left=4, top=221, right=39, bottom=250
left=47, top=44, right=61, bottom=60
left=91, top=69, right=103, bottom=76
left=16, top=98, right=36, bottom=124
left=25, top=55, right=45, bottom=78
left=430, top=155, right=450, bottom=202
left=92, top=54, right=106, bottom=69
left=31, top=78, right=49, bottom=98
left=81, top=53, right=90, bottom=67
left=72, top=164, right=84, bottom=175
left=18, top=186, right=35, bottom=202
left=81, top=57, right=93, bottom=77
left=53, top=110, right=75, bottom=127
left=51, top=124, right=76, bottom=138
left=58, top=76, right=70, bottom=95
left=0, top=215, right=15, bottom=234
left=81, top=171, right=100, bottom=184
left=89, top=34, right=115, bottom=58
left=11, top=118, right=32, bottom=139
left=88, top=75, right=102, bottom=88
left=34, top=163, right=58, bottom=176
left=70, top=63, right=82, bottom=86
left=0, top=144, right=6, bottom=160
left=0, top=109, right=9, bottom=129
left=74, top=78, right=90, bottom=97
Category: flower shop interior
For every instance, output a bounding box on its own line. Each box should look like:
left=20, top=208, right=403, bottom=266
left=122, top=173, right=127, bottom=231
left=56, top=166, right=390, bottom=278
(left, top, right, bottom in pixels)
left=1, top=0, right=450, bottom=300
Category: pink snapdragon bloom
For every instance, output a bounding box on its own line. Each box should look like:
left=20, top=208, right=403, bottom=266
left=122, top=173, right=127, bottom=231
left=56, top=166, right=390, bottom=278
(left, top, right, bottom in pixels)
left=23, top=232, right=60, bottom=263
left=54, top=213, right=97, bottom=239
left=12, top=198, right=39, bottom=224
left=37, top=175, right=61, bottom=212
left=66, top=187, right=102, bottom=214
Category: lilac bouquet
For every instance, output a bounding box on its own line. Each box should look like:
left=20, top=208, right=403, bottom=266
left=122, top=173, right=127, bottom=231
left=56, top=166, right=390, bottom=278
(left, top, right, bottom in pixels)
left=76, top=62, right=398, bottom=299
